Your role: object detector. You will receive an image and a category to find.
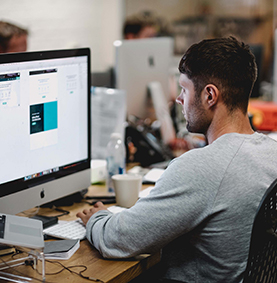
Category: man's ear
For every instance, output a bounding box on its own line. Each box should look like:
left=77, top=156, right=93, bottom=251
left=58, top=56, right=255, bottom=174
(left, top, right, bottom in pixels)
left=204, top=84, right=219, bottom=108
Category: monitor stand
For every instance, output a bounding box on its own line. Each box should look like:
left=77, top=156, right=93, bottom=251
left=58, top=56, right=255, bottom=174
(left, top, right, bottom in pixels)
left=41, top=189, right=88, bottom=208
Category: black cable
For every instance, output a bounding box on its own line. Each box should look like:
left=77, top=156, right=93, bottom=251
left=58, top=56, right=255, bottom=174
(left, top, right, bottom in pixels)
left=44, top=260, right=104, bottom=282
left=52, top=207, right=70, bottom=217
left=85, top=195, right=115, bottom=200
left=10, top=249, right=104, bottom=282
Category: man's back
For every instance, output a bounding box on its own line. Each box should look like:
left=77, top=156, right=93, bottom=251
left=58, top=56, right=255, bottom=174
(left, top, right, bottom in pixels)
left=160, top=132, right=277, bottom=282
left=84, top=132, right=277, bottom=282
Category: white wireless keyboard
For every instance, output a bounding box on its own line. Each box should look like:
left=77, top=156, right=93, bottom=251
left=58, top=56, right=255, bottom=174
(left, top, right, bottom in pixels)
left=43, top=219, right=86, bottom=240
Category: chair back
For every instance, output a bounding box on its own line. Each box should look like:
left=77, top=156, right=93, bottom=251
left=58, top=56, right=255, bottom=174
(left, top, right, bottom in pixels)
left=243, top=178, right=277, bottom=282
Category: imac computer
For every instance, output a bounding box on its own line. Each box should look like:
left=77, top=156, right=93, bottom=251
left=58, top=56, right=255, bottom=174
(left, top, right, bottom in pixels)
left=114, top=37, right=174, bottom=120
left=0, top=48, right=91, bottom=214
left=114, top=37, right=175, bottom=144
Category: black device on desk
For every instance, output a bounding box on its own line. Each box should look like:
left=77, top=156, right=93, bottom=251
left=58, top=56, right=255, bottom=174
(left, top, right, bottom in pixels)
left=85, top=195, right=116, bottom=206
left=31, top=215, right=58, bottom=229
left=125, top=123, right=174, bottom=167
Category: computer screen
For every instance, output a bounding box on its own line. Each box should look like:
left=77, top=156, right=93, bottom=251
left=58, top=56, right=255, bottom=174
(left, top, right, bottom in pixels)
left=114, top=37, right=174, bottom=120
left=249, top=44, right=263, bottom=98
left=0, top=48, right=91, bottom=214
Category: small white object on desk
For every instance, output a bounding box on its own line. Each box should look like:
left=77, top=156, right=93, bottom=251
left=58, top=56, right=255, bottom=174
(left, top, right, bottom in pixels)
left=112, top=174, right=142, bottom=208
left=91, top=159, right=107, bottom=184
left=128, top=166, right=150, bottom=176
left=108, top=206, right=126, bottom=213
left=143, top=168, right=165, bottom=183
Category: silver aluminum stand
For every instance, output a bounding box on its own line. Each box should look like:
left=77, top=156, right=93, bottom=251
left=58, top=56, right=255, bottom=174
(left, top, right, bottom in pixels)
left=0, top=249, right=45, bottom=282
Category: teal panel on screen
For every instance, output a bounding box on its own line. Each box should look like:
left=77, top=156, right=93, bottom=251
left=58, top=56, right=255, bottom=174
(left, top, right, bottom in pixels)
left=44, top=101, right=58, bottom=131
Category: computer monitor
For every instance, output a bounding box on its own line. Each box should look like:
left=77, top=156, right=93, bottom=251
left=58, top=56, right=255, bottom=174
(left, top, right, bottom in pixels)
left=114, top=37, right=174, bottom=120
left=0, top=48, right=91, bottom=214
left=249, top=44, right=263, bottom=98
left=114, top=37, right=176, bottom=144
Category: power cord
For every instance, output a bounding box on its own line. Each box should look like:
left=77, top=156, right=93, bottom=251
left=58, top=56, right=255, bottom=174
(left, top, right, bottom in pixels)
left=52, top=207, right=70, bottom=217
left=43, top=260, right=104, bottom=282
left=10, top=248, right=104, bottom=282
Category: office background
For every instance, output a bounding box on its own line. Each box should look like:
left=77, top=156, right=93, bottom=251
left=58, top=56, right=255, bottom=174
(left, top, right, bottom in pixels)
left=0, top=0, right=275, bottom=81
left=0, top=0, right=124, bottom=72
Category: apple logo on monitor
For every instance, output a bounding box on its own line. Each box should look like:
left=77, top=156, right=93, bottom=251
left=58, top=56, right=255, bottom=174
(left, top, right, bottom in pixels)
left=148, top=56, right=155, bottom=67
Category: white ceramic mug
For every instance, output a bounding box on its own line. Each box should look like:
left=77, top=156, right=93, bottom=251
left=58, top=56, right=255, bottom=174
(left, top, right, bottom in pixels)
left=112, top=174, right=142, bottom=208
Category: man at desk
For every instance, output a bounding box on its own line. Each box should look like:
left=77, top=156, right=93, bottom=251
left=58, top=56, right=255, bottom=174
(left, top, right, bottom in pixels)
left=77, top=37, right=277, bottom=282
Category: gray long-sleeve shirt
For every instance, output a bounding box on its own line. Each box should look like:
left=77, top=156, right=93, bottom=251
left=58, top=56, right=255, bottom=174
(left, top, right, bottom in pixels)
left=86, top=132, right=277, bottom=282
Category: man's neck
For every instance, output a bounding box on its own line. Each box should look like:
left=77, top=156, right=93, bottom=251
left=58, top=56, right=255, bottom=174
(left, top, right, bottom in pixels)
left=206, top=110, right=254, bottom=144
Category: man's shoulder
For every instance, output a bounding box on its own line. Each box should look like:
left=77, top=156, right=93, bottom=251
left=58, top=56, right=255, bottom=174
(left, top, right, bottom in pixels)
left=170, top=132, right=277, bottom=170
left=172, top=133, right=253, bottom=167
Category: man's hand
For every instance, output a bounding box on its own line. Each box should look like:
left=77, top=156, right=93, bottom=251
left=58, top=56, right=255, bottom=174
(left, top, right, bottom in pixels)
left=76, top=201, right=108, bottom=225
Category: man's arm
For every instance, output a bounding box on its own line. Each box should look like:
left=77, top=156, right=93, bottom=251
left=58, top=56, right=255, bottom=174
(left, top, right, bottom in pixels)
left=76, top=152, right=219, bottom=259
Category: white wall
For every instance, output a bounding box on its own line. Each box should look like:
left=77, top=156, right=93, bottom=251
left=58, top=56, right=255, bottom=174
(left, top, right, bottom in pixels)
left=0, top=0, right=124, bottom=72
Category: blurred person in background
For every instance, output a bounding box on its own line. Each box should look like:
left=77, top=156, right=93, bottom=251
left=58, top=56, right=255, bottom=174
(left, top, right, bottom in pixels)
left=0, top=21, right=28, bottom=53
left=123, top=11, right=171, bottom=40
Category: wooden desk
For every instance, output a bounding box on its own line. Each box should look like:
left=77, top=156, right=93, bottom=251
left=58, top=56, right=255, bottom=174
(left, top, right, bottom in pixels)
left=2, top=184, right=159, bottom=283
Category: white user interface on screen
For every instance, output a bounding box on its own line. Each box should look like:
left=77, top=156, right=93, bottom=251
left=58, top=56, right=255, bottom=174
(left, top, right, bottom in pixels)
left=0, top=56, right=88, bottom=186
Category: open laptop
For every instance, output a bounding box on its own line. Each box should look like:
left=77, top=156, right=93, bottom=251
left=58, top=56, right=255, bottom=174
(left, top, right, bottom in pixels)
left=0, top=214, right=44, bottom=249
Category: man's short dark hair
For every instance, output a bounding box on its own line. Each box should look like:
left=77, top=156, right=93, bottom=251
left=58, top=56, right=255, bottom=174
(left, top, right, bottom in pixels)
left=179, top=37, right=257, bottom=113
left=0, top=21, right=28, bottom=52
